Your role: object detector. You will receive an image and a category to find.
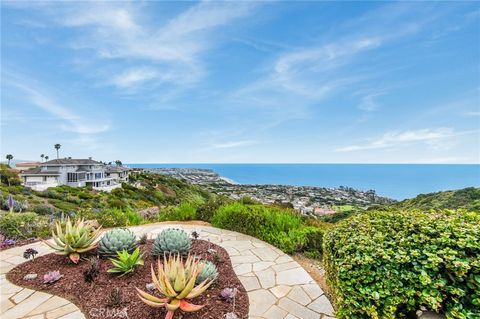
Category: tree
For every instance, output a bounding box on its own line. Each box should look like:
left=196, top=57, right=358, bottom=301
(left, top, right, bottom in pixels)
left=54, top=144, right=61, bottom=159
left=45, top=155, right=49, bottom=161
left=5, top=154, right=13, bottom=167
left=0, top=164, right=21, bottom=186
left=115, top=160, right=122, bottom=166
left=41, top=154, right=45, bottom=162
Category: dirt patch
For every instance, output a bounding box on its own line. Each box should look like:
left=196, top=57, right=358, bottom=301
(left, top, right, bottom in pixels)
left=292, top=253, right=333, bottom=301
left=7, top=239, right=248, bottom=319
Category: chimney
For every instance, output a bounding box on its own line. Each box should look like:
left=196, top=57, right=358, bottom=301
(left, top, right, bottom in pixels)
left=88, top=157, right=92, bottom=160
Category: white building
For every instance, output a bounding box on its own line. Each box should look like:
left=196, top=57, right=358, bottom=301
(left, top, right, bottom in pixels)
left=19, top=158, right=129, bottom=192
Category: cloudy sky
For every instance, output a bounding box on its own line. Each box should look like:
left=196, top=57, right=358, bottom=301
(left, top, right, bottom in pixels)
left=1, top=1, right=479, bottom=163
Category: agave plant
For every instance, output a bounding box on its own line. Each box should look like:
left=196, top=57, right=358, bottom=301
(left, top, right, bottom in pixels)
left=136, top=254, right=215, bottom=319
left=43, top=218, right=102, bottom=263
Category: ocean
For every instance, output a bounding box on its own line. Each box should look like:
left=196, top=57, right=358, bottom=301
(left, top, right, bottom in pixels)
left=128, top=164, right=480, bottom=200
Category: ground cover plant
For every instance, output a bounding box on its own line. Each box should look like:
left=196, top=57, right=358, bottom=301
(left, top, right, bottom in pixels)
left=323, top=208, right=480, bottom=319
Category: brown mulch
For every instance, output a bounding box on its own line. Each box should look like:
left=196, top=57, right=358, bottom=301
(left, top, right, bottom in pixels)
left=7, top=239, right=248, bottom=319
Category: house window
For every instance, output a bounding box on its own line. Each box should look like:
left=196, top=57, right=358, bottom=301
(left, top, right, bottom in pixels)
left=78, top=173, right=86, bottom=180
left=95, top=173, right=102, bottom=179
left=67, top=173, right=78, bottom=182
left=43, top=176, right=47, bottom=182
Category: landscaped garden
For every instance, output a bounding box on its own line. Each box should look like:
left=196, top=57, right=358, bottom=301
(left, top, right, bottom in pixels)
left=1, top=164, right=479, bottom=319
left=6, top=220, right=248, bottom=319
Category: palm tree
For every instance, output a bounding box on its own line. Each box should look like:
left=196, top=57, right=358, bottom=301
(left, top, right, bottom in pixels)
left=41, top=154, right=45, bottom=162
left=45, top=155, right=49, bottom=161
left=54, top=144, right=61, bottom=159
left=5, top=154, right=13, bottom=166
left=115, top=160, right=122, bottom=167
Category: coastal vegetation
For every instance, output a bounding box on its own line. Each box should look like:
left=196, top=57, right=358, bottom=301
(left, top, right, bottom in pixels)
left=1, top=165, right=479, bottom=318
left=324, top=208, right=479, bottom=319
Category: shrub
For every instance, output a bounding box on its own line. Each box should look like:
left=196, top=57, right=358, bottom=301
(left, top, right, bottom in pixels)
left=33, top=204, right=55, bottom=215
left=79, top=208, right=142, bottom=228
left=212, top=203, right=309, bottom=253
left=1, top=198, right=28, bottom=212
left=157, top=202, right=196, bottom=221
left=196, top=197, right=229, bottom=222
left=0, top=212, right=50, bottom=239
left=323, top=209, right=480, bottom=319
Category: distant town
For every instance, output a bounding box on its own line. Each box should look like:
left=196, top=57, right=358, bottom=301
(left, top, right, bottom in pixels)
left=141, top=168, right=394, bottom=216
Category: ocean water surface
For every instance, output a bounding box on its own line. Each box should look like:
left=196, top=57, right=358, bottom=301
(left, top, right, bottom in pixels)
left=129, top=164, right=480, bottom=200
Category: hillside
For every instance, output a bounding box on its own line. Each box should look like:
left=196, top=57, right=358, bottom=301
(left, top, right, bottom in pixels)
left=0, top=165, right=214, bottom=216
left=394, top=187, right=480, bottom=212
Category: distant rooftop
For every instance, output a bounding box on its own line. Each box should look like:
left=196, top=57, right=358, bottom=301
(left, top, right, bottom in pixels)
left=42, top=158, right=102, bottom=165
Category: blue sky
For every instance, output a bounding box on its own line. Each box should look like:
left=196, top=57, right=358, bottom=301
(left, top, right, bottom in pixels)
left=1, top=1, right=479, bottom=163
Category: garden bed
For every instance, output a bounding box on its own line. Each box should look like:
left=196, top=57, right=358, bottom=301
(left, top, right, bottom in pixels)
left=7, top=239, right=249, bottom=319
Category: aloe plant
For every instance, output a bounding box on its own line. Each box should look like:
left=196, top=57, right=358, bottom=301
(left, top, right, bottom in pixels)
left=43, top=218, right=102, bottom=263
left=107, top=247, right=144, bottom=276
left=136, top=254, right=215, bottom=319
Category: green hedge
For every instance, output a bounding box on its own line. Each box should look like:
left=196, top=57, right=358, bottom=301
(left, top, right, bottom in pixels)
left=323, top=209, right=480, bottom=319
left=211, top=203, right=325, bottom=254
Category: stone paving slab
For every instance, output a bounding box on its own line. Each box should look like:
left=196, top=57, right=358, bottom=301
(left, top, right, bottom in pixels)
left=0, top=223, right=335, bottom=319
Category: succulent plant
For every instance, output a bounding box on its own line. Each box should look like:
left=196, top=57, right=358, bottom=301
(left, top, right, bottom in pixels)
left=107, top=247, right=144, bottom=276
left=196, top=261, right=218, bottom=284
left=43, top=217, right=102, bottom=263
left=136, top=254, right=215, bottom=319
left=97, top=228, right=137, bottom=257
left=108, top=288, right=123, bottom=308
left=23, top=248, right=38, bottom=261
left=220, top=287, right=238, bottom=301
left=43, top=270, right=63, bottom=283
left=138, top=233, right=148, bottom=245
left=152, top=228, right=191, bottom=256
left=83, top=257, right=100, bottom=283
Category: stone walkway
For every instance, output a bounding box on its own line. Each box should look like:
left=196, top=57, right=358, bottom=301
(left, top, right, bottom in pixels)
left=1, top=224, right=335, bottom=319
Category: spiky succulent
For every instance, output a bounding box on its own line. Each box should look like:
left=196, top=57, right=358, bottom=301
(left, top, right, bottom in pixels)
left=43, top=218, right=102, bottom=263
left=196, top=261, right=218, bottom=284
left=97, top=228, right=137, bottom=257
left=108, top=247, right=144, bottom=277
left=152, top=228, right=191, bottom=256
left=136, top=254, right=215, bottom=319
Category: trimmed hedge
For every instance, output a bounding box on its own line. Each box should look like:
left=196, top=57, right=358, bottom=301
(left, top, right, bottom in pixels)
left=211, top=203, right=325, bottom=254
left=323, top=209, right=480, bottom=319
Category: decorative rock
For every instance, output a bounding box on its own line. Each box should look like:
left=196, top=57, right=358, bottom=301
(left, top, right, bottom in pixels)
left=145, top=283, right=155, bottom=292
left=23, top=274, right=37, bottom=281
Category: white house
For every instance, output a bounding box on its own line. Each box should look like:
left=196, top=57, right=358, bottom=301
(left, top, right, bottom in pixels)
left=19, top=158, right=129, bottom=192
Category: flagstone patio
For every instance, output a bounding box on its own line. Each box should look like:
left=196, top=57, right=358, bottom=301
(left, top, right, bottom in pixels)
left=0, top=223, right=335, bottom=319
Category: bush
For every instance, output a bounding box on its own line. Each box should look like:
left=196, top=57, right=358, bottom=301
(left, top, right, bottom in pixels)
left=212, top=203, right=313, bottom=253
left=0, top=212, right=50, bottom=239
left=79, top=208, right=143, bottom=228
left=196, top=197, right=229, bottom=222
left=33, top=204, right=56, bottom=215
left=1, top=198, right=29, bottom=212
left=323, top=209, right=480, bottom=319
left=157, top=202, right=197, bottom=221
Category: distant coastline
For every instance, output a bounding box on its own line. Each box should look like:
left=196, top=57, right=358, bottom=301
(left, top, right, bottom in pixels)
left=128, top=163, right=480, bottom=200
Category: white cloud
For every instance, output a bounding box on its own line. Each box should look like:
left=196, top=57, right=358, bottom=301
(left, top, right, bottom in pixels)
left=9, top=79, right=110, bottom=137
left=336, top=128, right=472, bottom=152
left=210, top=140, right=258, bottom=149
left=357, top=91, right=385, bottom=112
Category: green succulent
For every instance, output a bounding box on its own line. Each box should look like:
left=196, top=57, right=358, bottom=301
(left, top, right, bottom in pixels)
left=152, top=228, right=191, bottom=256
left=107, top=247, right=144, bottom=277
left=196, top=261, right=218, bottom=284
left=98, top=228, right=137, bottom=257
